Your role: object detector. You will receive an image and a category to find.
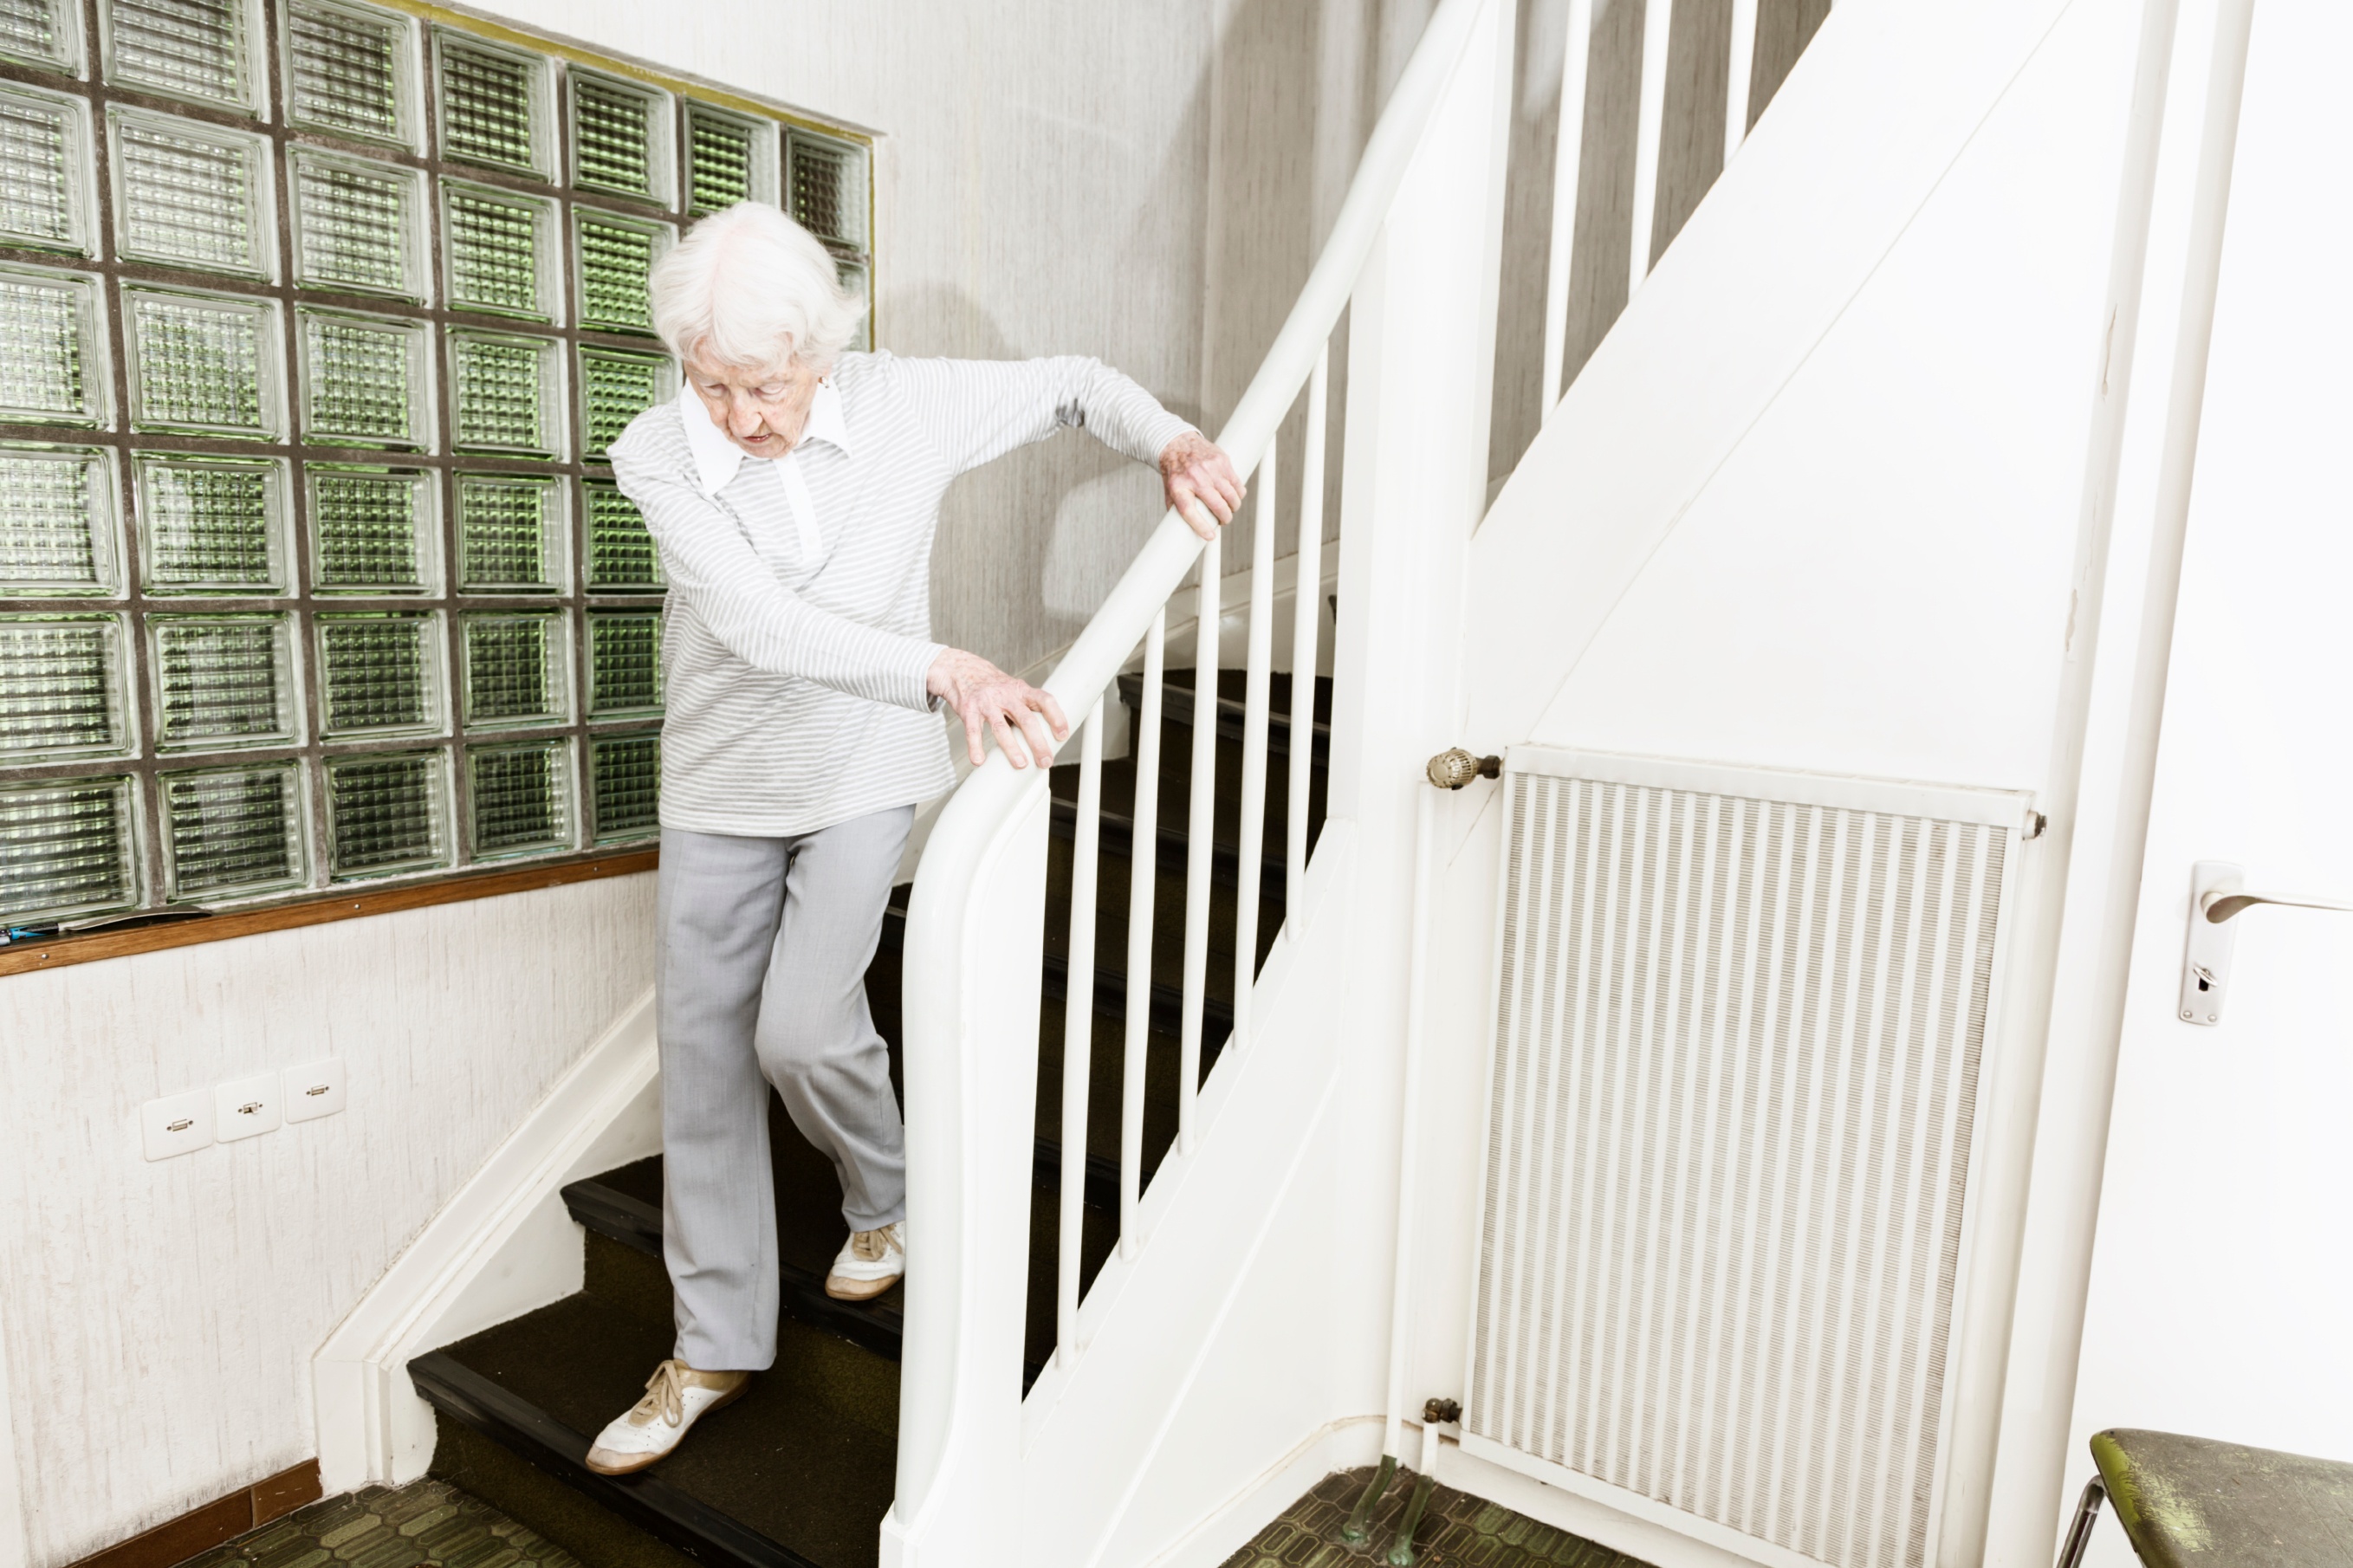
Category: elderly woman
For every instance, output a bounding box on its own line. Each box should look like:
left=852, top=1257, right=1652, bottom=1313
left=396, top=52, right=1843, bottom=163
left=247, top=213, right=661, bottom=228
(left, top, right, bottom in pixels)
left=583, top=201, right=1241, bottom=1475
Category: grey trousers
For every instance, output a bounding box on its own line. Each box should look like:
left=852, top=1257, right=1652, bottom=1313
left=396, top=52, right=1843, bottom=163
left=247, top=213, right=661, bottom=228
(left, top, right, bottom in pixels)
left=656, top=807, right=912, bottom=1371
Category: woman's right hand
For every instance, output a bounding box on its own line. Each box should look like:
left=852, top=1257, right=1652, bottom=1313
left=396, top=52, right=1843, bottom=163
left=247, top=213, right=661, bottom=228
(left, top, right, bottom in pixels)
left=926, top=648, right=1069, bottom=768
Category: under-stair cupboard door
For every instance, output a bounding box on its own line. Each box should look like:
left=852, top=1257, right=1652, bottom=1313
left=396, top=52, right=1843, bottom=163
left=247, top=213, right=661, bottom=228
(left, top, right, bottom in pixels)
left=1460, top=748, right=2036, bottom=1568
left=2066, top=6, right=2353, bottom=1558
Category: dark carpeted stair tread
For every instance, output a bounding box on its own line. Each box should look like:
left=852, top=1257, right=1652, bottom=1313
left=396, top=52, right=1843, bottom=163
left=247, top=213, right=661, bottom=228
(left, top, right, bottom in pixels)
left=425, top=1292, right=894, bottom=1568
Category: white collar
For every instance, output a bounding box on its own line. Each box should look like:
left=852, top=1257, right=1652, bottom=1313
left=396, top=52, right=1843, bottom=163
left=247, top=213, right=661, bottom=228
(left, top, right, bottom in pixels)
left=677, top=377, right=852, bottom=498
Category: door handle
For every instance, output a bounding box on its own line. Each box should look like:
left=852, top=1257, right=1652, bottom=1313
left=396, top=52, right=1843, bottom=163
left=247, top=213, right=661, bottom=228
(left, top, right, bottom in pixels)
left=2180, top=861, right=2353, bottom=1025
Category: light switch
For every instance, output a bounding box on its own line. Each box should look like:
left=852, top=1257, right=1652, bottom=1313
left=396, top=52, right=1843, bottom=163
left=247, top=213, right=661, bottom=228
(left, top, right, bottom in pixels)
left=282, top=1058, right=347, bottom=1123
left=214, top=1072, right=283, bottom=1142
left=141, top=1088, right=215, bottom=1161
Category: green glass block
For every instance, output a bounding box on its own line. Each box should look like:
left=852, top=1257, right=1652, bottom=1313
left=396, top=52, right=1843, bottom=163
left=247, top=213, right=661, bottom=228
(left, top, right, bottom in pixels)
left=290, top=150, right=425, bottom=301
left=579, top=347, right=671, bottom=459
left=285, top=0, right=411, bottom=147
left=161, top=760, right=305, bottom=899
left=449, top=330, right=558, bottom=456
left=324, top=748, right=447, bottom=878
left=0, top=612, right=125, bottom=761
left=468, top=738, right=569, bottom=857
left=150, top=612, right=295, bottom=751
left=590, top=729, right=658, bottom=841
left=573, top=207, right=669, bottom=334
left=316, top=611, right=441, bottom=736
left=836, top=260, right=870, bottom=353
left=569, top=70, right=663, bottom=201
left=685, top=102, right=764, bottom=215
left=443, top=181, right=552, bottom=320
left=0, top=86, right=92, bottom=255
left=299, top=308, right=427, bottom=448
left=435, top=34, right=544, bottom=176
left=0, top=444, right=114, bottom=594
left=105, top=0, right=251, bottom=113
left=307, top=464, right=431, bottom=593
left=587, top=609, right=660, bottom=716
left=0, top=0, right=81, bottom=75
left=109, top=109, right=271, bottom=276
left=0, top=263, right=102, bottom=425
left=788, top=131, right=865, bottom=248
left=461, top=610, right=564, bottom=728
left=134, top=452, right=286, bottom=593
left=125, top=285, right=278, bottom=437
left=0, top=775, right=140, bottom=923
left=582, top=478, right=660, bottom=593
left=456, top=472, right=558, bottom=592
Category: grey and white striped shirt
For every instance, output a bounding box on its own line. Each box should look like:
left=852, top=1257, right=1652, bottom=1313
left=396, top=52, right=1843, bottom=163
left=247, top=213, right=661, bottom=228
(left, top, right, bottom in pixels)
left=608, top=352, right=1195, bottom=837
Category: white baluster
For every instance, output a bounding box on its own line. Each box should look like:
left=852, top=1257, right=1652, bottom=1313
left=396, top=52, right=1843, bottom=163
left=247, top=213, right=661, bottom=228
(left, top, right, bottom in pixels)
left=1287, top=348, right=1327, bottom=904
left=1056, top=697, right=1104, bottom=1364
left=1539, top=0, right=1594, bottom=424
left=1178, top=533, right=1220, bottom=1154
left=1725, top=0, right=1758, bottom=167
left=1628, top=0, right=1675, bottom=295
left=1232, top=445, right=1277, bottom=1054
left=1119, top=612, right=1164, bottom=1259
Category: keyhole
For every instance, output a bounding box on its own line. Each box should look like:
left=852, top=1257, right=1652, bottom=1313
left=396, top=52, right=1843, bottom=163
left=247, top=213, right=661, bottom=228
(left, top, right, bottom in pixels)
left=2194, top=965, right=2216, bottom=993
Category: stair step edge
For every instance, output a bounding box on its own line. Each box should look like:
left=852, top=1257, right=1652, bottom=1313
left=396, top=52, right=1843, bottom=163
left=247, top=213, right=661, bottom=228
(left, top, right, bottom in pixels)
left=408, top=1351, right=819, bottom=1568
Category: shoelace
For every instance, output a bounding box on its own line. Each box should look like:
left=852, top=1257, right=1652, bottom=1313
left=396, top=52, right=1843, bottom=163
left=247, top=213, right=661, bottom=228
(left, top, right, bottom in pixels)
left=850, top=1225, right=898, bottom=1263
left=634, top=1359, right=692, bottom=1428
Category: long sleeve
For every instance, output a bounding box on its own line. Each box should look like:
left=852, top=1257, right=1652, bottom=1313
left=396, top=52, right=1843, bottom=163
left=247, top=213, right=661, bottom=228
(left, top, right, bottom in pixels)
left=893, top=354, right=1198, bottom=478
left=609, top=450, right=942, bottom=715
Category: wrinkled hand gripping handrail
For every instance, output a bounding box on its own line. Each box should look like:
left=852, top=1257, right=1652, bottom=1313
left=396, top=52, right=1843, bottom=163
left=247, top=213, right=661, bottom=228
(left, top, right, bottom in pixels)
left=893, top=0, right=1493, bottom=1526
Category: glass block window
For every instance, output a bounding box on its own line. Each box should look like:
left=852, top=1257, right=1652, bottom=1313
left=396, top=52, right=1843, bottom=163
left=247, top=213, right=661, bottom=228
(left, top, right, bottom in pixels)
left=0, top=83, right=94, bottom=256
left=297, top=307, right=429, bottom=449
left=442, top=180, right=554, bottom=321
left=134, top=452, right=287, bottom=593
left=149, top=612, right=296, bottom=751
left=288, top=149, right=426, bottom=301
left=456, top=472, right=561, bottom=593
left=284, top=0, right=415, bottom=149
left=581, top=479, right=659, bottom=593
left=579, top=347, right=672, bottom=459
left=589, top=729, right=658, bottom=843
left=467, top=737, right=570, bottom=857
left=161, top=760, right=305, bottom=899
left=103, top=0, right=257, bottom=115
left=0, top=0, right=82, bottom=78
left=308, top=463, right=431, bottom=593
left=0, top=6, right=867, bottom=921
left=108, top=108, right=274, bottom=278
left=0, top=444, right=114, bottom=594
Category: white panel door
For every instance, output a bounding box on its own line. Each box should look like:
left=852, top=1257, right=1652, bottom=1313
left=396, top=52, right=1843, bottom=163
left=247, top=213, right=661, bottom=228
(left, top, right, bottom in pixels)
left=2069, top=8, right=2353, bottom=1565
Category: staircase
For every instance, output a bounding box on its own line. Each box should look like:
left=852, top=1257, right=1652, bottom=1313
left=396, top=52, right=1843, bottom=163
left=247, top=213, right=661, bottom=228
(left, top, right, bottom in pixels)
left=405, top=669, right=1330, bottom=1568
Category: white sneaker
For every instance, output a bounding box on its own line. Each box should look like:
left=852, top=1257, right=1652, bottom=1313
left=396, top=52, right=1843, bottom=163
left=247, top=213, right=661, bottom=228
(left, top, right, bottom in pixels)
left=583, top=1359, right=749, bottom=1475
left=825, top=1221, right=905, bottom=1301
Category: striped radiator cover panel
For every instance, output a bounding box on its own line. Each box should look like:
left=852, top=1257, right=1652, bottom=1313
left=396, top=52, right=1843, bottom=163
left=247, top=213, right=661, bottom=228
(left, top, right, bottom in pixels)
left=1467, top=758, right=2013, bottom=1568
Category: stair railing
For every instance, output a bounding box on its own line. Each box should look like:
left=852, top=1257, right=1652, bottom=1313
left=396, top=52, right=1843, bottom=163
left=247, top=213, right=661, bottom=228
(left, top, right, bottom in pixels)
left=887, top=0, right=1512, bottom=1557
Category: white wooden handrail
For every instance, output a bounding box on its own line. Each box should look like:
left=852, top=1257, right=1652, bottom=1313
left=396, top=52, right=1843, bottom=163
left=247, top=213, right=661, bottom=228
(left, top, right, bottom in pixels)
left=891, top=0, right=1499, bottom=1538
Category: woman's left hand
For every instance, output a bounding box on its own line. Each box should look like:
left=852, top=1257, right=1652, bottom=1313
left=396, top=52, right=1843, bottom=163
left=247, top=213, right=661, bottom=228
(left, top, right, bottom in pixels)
left=1160, top=431, right=1244, bottom=541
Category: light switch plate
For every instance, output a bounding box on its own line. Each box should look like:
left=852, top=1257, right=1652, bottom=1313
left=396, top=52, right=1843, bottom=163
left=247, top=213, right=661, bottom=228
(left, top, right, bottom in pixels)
left=215, top=1072, right=283, bottom=1142
left=141, top=1088, right=215, bottom=1161
left=282, top=1057, right=347, bottom=1123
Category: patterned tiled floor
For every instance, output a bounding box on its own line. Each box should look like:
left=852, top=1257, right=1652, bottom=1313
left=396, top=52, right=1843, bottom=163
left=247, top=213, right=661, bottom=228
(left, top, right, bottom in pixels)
left=179, top=1481, right=580, bottom=1568
left=1221, top=1466, right=1650, bottom=1568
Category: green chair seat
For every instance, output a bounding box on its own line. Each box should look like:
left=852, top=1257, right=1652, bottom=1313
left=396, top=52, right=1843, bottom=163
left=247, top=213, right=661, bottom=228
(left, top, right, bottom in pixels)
left=2090, top=1428, right=2353, bottom=1567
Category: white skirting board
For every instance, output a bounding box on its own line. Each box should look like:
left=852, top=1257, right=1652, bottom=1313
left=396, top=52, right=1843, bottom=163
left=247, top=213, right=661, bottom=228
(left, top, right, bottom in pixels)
left=311, top=988, right=662, bottom=1491
left=1142, top=1416, right=1385, bottom=1568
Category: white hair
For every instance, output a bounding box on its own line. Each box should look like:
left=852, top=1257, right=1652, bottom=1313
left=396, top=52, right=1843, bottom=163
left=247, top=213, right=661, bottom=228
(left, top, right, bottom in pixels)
left=649, top=201, right=866, bottom=373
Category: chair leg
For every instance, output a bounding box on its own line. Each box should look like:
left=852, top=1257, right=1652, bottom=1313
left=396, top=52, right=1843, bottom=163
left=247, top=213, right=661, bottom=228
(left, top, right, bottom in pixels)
left=2054, top=1476, right=2109, bottom=1568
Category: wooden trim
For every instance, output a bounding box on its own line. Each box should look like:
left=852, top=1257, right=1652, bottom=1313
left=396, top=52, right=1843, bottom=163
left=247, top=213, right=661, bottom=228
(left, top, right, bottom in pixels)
left=65, top=1462, right=321, bottom=1568
left=0, top=850, right=657, bottom=978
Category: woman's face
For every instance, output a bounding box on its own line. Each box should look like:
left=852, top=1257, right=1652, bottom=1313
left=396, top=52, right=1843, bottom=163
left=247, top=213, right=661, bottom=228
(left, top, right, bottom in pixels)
left=685, top=348, right=822, bottom=459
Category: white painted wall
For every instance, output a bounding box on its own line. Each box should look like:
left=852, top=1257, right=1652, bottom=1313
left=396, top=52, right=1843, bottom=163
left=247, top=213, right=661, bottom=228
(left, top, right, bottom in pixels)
left=0, top=875, right=655, bottom=1568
